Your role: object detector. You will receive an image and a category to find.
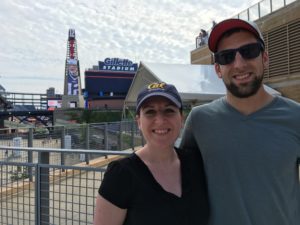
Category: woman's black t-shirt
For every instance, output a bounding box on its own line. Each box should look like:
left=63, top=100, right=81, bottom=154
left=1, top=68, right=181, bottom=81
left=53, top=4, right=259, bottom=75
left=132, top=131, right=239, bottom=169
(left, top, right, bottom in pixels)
left=99, top=148, right=209, bottom=225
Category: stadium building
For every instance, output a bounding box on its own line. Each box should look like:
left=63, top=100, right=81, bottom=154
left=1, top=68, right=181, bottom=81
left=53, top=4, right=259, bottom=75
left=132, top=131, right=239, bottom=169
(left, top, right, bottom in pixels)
left=84, top=58, right=138, bottom=109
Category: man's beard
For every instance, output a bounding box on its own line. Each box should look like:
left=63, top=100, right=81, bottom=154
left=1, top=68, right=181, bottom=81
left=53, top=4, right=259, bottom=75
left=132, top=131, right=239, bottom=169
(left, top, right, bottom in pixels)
left=224, top=74, right=264, bottom=98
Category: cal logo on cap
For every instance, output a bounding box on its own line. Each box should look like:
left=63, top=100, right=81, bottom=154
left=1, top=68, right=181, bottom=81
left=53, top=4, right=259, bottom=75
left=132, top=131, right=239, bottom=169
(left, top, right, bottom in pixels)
left=147, top=82, right=166, bottom=90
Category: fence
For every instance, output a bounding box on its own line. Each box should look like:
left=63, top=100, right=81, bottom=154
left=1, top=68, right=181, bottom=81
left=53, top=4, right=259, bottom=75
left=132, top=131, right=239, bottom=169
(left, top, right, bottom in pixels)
left=0, top=121, right=142, bottom=224
left=0, top=146, right=133, bottom=225
left=0, top=121, right=143, bottom=166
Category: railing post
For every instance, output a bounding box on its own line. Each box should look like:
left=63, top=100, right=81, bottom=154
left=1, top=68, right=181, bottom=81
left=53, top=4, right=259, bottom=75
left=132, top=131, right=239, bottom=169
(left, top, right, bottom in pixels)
left=61, top=127, right=65, bottom=167
left=38, top=151, right=50, bottom=225
left=247, top=8, right=250, bottom=21
left=84, top=124, right=90, bottom=164
left=131, top=121, right=134, bottom=150
left=258, top=2, right=261, bottom=19
left=270, top=0, right=273, bottom=13
left=103, top=123, right=108, bottom=158
left=104, top=123, right=108, bottom=150
left=28, top=128, right=33, bottom=181
left=119, top=122, right=123, bottom=150
left=35, top=164, right=39, bottom=225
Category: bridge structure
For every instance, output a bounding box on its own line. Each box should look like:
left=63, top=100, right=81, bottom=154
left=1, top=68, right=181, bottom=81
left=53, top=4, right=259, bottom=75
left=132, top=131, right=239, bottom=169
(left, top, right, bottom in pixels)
left=0, top=110, right=54, bottom=128
left=0, top=92, right=53, bottom=128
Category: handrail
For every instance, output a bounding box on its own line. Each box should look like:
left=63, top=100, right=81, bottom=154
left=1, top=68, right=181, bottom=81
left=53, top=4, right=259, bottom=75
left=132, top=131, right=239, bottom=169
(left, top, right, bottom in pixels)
left=235, top=0, right=297, bottom=22
left=195, top=0, right=298, bottom=49
left=0, top=145, right=134, bottom=155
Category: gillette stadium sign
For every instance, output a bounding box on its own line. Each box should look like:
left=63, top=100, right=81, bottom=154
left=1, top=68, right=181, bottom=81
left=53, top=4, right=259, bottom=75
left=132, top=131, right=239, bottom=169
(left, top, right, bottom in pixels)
left=99, top=58, right=138, bottom=72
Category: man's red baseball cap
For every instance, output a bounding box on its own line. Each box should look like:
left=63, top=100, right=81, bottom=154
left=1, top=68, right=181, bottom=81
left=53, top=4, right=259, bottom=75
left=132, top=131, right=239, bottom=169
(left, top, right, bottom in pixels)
left=208, top=18, right=265, bottom=53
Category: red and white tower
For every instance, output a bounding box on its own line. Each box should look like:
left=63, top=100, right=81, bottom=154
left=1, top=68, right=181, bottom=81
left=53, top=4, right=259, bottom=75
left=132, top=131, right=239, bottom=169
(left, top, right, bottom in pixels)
left=62, top=29, right=84, bottom=108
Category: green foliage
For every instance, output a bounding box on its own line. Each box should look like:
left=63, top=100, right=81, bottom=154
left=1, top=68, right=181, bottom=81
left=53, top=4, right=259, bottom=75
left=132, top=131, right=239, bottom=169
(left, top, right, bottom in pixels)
left=80, top=110, right=122, bottom=123
left=57, top=109, right=123, bottom=124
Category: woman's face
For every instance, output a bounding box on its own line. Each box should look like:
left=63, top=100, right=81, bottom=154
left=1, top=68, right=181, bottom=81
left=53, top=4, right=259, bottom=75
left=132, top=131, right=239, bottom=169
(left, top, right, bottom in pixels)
left=136, top=96, right=183, bottom=149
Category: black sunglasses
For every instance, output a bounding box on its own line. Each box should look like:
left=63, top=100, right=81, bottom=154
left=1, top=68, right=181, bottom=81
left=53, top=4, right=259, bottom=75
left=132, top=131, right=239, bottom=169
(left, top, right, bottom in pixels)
left=214, top=43, right=264, bottom=65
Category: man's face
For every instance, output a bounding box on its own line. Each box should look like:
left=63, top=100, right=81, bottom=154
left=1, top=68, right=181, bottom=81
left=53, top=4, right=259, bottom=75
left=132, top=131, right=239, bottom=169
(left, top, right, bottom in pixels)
left=214, top=30, right=269, bottom=98
left=69, top=65, right=78, bottom=75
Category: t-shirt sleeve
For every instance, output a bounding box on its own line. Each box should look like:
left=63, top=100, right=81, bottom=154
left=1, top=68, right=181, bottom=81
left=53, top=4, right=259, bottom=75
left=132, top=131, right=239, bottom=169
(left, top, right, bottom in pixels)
left=98, top=159, right=134, bottom=209
left=179, top=109, right=199, bottom=150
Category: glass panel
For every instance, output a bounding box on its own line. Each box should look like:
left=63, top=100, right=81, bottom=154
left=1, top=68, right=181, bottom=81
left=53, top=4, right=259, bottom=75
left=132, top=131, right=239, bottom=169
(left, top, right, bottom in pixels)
left=238, top=10, right=249, bottom=21
left=272, top=0, right=284, bottom=12
left=259, top=0, right=271, bottom=17
left=285, top=0, right=296, bottom=5
left=249, top=4, right=260, bottom=21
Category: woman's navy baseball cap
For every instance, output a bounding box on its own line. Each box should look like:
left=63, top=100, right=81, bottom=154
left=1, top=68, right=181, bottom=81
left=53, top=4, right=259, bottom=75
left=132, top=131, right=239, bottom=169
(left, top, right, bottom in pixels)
left=136, top=82, right=182, bottom=113
left=208, top=18, right=265, bottom=53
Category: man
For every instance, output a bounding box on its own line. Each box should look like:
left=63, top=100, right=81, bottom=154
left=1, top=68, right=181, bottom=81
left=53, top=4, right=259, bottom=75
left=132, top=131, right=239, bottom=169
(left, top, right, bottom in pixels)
left=180, top=18, right=300, bottom=225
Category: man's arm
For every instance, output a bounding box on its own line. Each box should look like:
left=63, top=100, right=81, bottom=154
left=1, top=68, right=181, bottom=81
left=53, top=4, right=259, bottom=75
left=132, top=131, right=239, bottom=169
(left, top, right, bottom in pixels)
left=179, top=111, right=199, bottom=151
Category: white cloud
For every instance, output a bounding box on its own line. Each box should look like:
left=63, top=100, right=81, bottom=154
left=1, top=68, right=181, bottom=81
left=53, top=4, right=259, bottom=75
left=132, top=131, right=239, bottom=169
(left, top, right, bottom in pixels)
left=0, top=0, right=261, bottom=93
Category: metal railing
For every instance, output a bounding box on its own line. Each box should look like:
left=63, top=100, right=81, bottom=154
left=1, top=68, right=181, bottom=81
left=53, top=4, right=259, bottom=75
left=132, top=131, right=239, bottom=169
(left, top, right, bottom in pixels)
left=0, top=92, right=48, bottom=110
left=235, top=0, right=297, bottom=21
left=0, top=146, right=133, bottom=225
left=195, top=0, right=298, bottom=49
left=0, top=121, right=144, bottom=166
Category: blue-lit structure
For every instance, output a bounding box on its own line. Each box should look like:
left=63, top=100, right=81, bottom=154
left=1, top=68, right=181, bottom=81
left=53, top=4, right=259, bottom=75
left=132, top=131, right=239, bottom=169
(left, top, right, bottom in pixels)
left=84, top=58, right=138, bottom=109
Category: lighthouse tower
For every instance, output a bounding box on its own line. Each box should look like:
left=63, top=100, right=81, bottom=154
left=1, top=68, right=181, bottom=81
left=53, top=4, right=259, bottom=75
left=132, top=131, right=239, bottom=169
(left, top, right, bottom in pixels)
left=62, top=29, right=84, bottom=108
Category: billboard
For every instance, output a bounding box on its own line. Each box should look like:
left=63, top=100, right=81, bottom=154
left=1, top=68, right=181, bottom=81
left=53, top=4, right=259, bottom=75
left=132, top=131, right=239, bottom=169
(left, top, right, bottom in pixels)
left=68, top=29, right=75, bottom=40
left=99, top=58, right=138, bottom=72
left=67, top=59, right=79, bottom=96
left=47, top=99, right=62, bottom=111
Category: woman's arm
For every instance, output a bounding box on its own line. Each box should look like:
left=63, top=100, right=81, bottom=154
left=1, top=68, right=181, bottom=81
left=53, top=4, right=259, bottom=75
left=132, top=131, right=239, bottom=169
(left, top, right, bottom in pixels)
left=94, top=194, right=127, bottom=225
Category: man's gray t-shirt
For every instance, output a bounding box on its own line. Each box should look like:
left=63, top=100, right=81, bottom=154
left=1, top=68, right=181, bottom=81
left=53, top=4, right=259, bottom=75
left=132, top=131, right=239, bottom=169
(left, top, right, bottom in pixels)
left=180, top=96, right=300, bottom=225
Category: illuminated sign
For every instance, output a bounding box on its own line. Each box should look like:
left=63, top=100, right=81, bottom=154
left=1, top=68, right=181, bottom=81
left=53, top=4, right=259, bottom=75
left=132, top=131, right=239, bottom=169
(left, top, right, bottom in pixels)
left=67, top=59, right=79, bottom=95
left=47, top=99, right=62, bottom=110
left=99, top=58, right=138, bottom=72
left=69, top=29, right=75, bottom=39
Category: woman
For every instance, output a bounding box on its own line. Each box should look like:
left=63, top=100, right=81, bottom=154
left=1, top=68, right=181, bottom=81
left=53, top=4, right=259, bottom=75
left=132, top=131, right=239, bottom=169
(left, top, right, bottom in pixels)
left=94, top=82, right=209, bottom=225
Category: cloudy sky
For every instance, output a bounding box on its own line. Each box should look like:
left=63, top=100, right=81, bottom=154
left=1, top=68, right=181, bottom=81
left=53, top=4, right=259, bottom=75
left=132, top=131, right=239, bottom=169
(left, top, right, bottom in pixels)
left=0, top=0, right=259, bottom=94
